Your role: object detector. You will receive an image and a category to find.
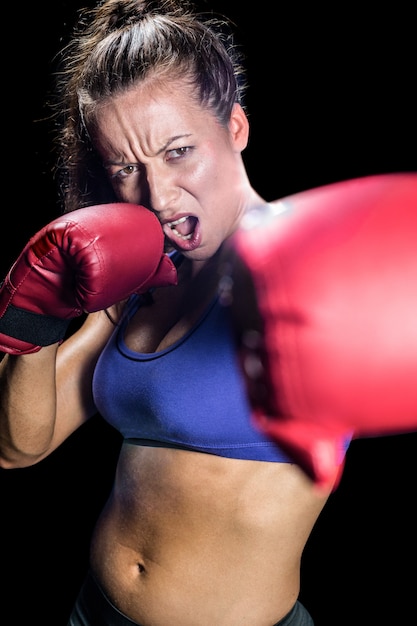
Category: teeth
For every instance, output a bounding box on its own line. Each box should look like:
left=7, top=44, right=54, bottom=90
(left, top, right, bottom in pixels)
left=172, top=228, right=192, bottom=240
left=167, top=216, right=188, bottom=227
left=167, top=216, right=193, bottom=240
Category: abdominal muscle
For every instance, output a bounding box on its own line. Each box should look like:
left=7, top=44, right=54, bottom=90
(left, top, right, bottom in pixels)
left=89, top=443, right=331, bottom=626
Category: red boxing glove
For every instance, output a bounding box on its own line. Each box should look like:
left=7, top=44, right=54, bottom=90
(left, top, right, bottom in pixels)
left=229, top=173, right=417, bottom=488
left=0, top=203, right=177, bottom=355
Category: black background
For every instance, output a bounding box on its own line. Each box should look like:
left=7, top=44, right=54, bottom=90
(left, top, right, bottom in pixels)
left=1, top=1, right=416, bottom=624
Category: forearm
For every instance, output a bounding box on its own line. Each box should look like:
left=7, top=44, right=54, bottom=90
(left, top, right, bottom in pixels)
left=0, top=310, right=118, bottom=469
left=0, top=344, right=59, bottom=468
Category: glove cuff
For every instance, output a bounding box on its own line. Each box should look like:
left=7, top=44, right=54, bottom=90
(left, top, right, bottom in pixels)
left=0, top=305, right=71, bottom=347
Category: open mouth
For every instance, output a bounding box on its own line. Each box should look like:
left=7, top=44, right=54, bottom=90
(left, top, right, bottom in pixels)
left=165, top=215, right=198, bottom=240
left=163, top=215, right=201, bottom=252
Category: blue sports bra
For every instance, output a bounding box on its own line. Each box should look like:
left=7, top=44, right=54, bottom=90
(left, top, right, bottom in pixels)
left=92, top=288, right=297, bottom=462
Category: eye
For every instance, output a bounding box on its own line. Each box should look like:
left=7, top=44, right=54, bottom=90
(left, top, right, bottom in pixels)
left=166, top=146, right=192, bottom=161
left=110, top=164, right=140, bottom=180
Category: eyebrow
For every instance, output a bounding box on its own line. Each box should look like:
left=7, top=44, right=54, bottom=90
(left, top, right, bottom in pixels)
left=103, top=133, right=193, bottom=168
left=155, top=134, right=192, bottom=155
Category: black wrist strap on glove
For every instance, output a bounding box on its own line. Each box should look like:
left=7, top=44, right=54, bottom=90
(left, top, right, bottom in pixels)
left=0, top=303, right=71, bottom=346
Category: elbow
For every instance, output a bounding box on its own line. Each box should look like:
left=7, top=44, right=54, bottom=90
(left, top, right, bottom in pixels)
left=0, top=441, right=50, bottom=469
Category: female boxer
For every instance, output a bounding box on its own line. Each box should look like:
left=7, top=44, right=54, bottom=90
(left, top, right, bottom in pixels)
left=0, top=1, right=355, bottom=624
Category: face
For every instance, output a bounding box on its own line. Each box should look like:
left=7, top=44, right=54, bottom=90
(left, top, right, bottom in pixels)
left=91, top=78, right=250, bottom=262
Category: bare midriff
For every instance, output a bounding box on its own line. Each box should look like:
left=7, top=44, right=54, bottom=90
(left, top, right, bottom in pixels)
left=89, top=443, right=330, bottom=626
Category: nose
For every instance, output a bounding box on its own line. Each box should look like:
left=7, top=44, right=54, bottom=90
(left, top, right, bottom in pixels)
left=146, top=166, right=179, bottom=214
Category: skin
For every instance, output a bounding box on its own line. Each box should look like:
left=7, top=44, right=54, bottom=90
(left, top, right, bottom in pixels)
left=0, top=77, right=334, bottom=625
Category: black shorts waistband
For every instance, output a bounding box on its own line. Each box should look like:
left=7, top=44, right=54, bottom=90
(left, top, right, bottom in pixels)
left=67, top=571, right=314, bottom=626
left=67, top=571, right=138, bottom=626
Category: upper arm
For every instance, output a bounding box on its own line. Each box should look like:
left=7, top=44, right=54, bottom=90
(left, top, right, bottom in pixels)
left=51, top=308, right=121, bottom=453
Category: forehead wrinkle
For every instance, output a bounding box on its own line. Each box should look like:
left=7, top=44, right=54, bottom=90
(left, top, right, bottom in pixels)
left=94, top=117, right=143, bottom=165
left=117, top=96, right=194, bottom=158
left=102, top=132, right=193, bottom=166
left=98, top=75, right=199, bottom=163
left=94, top=79, right=199, bottom=162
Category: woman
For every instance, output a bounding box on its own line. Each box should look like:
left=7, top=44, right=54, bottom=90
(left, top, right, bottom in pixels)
left=0, top=1, right=349, bottom=624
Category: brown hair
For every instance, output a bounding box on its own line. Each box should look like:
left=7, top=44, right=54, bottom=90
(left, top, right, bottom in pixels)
left=52, top=0, right=247, bottom=212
